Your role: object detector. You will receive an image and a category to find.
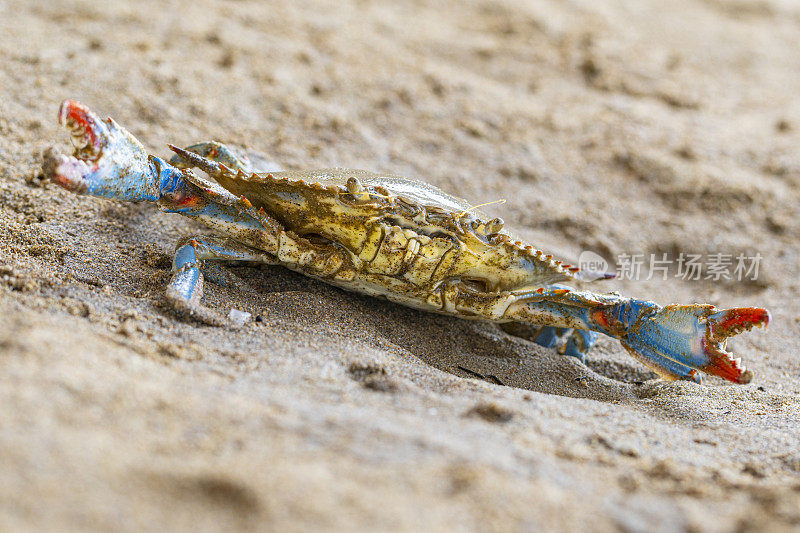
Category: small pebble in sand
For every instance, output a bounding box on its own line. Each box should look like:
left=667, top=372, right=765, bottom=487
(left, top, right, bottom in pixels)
left=228, top=309, right=251, bottom=326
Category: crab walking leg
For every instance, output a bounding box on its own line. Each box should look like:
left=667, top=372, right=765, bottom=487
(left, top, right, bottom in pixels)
left=168, top=236, right=277, bottom=325
left=519, top=284, right=600, bottom=362
left=444, top=283, right=769, bottom=384
left=529, top=326, right=599, bottom=362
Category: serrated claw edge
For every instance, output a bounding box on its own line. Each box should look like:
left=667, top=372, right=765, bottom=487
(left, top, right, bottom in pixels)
left=701, top=307, right=770, bottom=384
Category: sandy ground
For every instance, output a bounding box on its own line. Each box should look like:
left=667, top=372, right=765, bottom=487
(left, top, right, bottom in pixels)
left=1, top=0, right=800, bottom=531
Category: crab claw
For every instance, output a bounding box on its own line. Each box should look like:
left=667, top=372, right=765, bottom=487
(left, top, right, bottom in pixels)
left=43, top=100, right=159, bottom=201
left=620, top=304, right=770, bottom=384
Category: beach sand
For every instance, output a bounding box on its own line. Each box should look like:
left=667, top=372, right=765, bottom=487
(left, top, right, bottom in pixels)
left=0, top=0, right=799, bottom=530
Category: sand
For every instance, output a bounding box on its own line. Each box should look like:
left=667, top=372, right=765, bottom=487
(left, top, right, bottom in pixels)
left=1, top=0, right=799, bottom=531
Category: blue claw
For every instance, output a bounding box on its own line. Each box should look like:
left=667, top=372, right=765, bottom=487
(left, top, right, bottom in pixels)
left=43, top=100, right=160, bottom=201
left=599, top=303, right=771, bottom=384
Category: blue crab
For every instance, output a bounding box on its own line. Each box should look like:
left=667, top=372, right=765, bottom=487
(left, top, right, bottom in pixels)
left=43, top=100, right=770, bottom=385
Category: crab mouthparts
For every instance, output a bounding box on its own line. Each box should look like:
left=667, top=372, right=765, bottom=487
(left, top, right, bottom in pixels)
left=702, top=308, right=770, bottom=384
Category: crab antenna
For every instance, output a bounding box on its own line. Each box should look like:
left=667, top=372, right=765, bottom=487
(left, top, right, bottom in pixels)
left=168, top=144, right=224, bottom=177
left=457, top=198, right=507, bottom=219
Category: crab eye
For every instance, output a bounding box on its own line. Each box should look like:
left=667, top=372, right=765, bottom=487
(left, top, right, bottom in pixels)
left=299, top=232, right=333, bottom=245
left=461, top=278, right=491, bottom=293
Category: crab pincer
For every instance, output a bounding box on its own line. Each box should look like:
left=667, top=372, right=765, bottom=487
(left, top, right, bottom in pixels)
left=43, top=100, right=160, bottom=201
left=616, top=304, right=770, bottom=384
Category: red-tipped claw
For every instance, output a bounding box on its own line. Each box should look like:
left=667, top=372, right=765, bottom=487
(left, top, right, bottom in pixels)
left=702, top=307, right=771, bottom=384
left=621, top=304, right=770, bottom=384
left=58, top=99, right=108, bottom=163
left=43, top=100, right=158, bottom=201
